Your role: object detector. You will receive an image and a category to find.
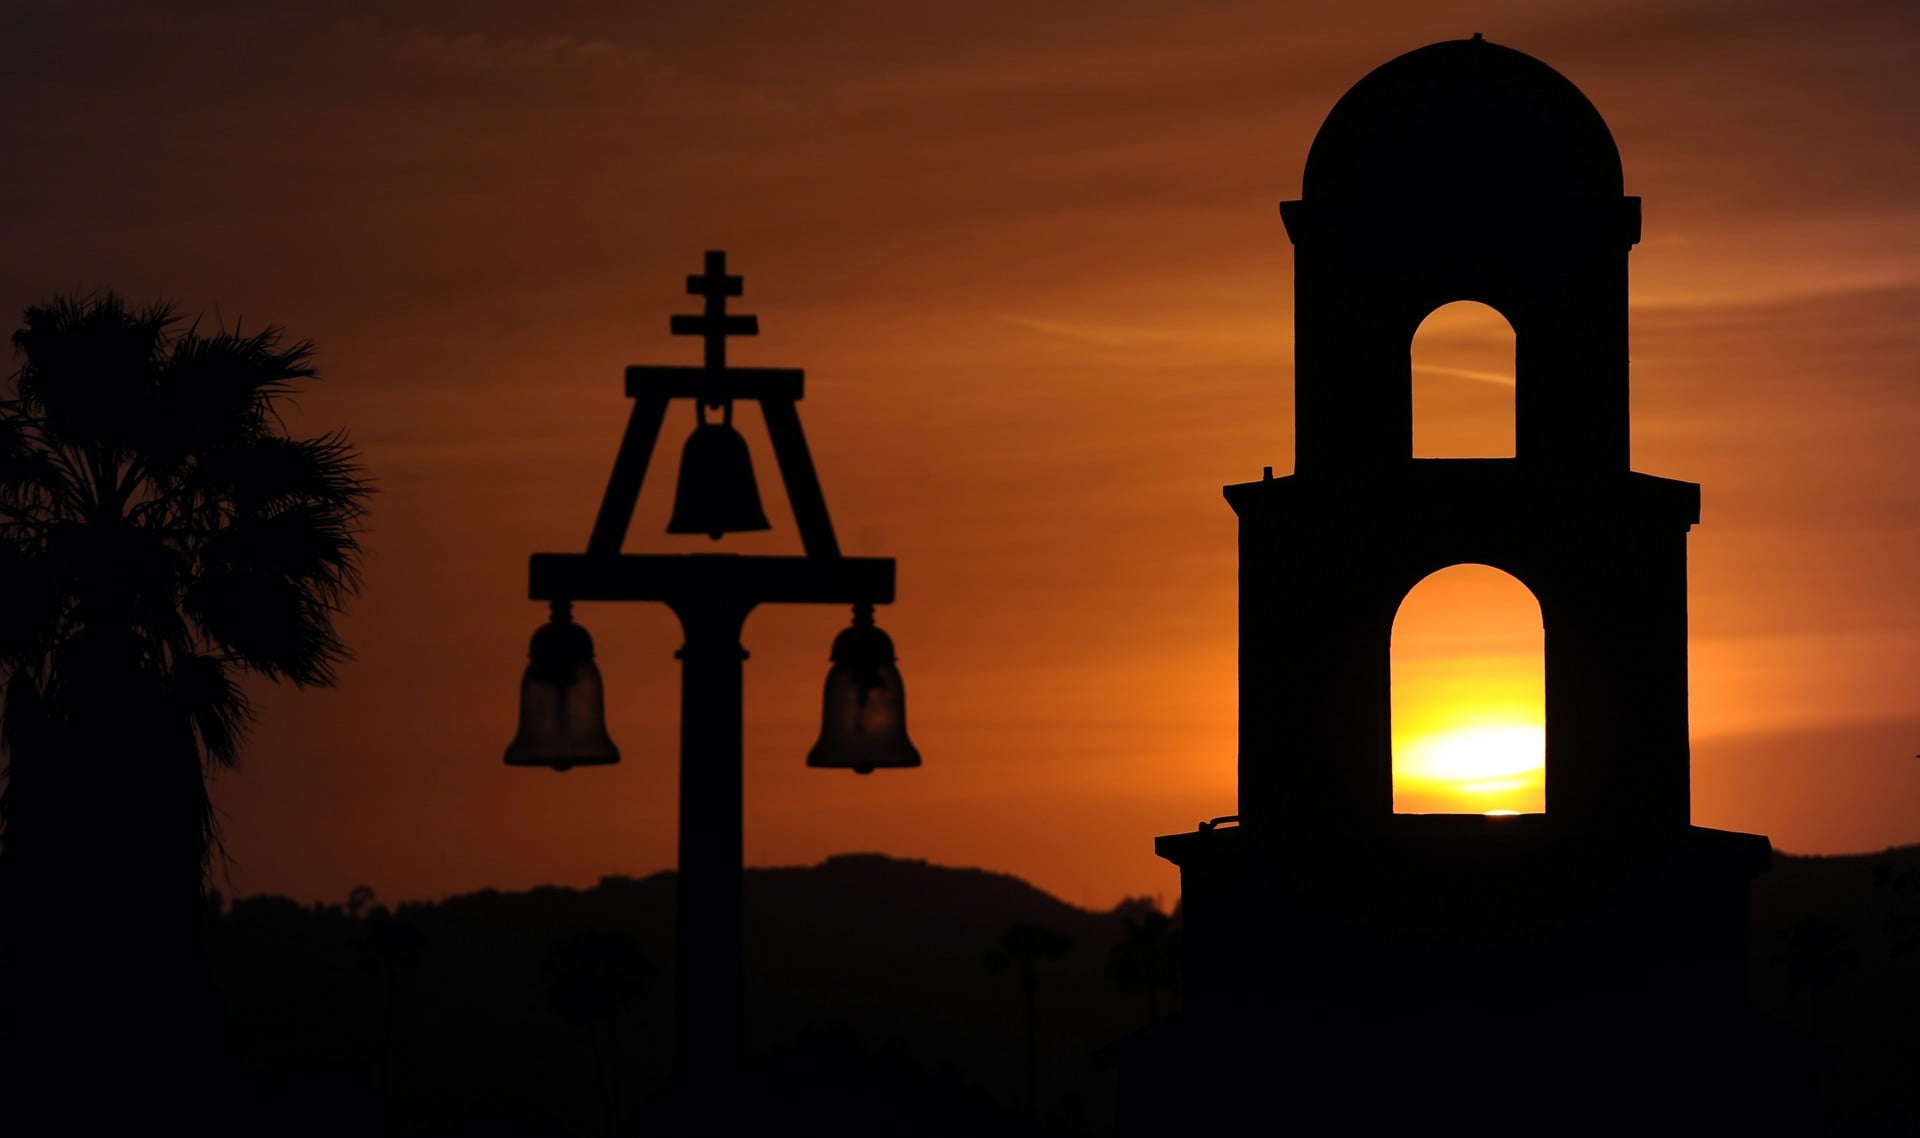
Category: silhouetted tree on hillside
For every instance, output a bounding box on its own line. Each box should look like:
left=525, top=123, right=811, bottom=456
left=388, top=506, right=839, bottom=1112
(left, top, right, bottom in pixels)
left=544, top=930, right=653, bottom=1133
left=1873, top=862, right=1920, bottom=958
left=0, top=294, right=369, bottom=1117
left=350, top=888, right=425, bottom=1119
left=1107, top=903, right=1179, bottom=1024
left=984, top=921, right=1073, bottom=1114
left=1773, top=914, right=1853, bottom=1038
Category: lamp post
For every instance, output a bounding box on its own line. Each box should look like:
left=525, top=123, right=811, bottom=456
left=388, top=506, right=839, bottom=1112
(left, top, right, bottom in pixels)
left=504, top=251, right=920, bottom=1099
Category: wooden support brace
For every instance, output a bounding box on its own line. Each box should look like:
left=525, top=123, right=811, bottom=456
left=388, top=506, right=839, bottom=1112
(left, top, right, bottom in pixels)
left=761, top=397, right=840, bottom=559
left=587, top=393, right=671, bottom=556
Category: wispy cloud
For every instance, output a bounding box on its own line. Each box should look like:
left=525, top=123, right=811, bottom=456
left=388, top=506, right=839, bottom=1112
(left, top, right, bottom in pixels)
left=995, top=314, right=1288, bottom=363
left=998, top=314, right=1195, bottom=349
left=1415, top=364, right=1516, bottom=388
left=382, top=25, right=662, bottom=75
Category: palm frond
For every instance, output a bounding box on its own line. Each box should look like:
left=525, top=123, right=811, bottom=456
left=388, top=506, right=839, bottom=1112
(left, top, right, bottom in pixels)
left=187, top=430, right=372, bottom=520
left=169, top=651, right=251, bottom=770
left=183, top=567, right=351, bottom=687
left=1, top=668, right=48, bottom=769
left=147, top=325, right=318, bottom=467
left=0, top=404, right=63, bottom=502
left=0, top=544, right=67, bottom=668
left=12, top=294, right=173, bottom=454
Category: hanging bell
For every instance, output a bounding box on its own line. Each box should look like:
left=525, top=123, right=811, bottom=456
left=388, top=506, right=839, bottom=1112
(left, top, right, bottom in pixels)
left=807, top=603, right=921, bottom=774
left=666, top=400, right=771, bottom=540
left=504, top=601, right=621, bottom=772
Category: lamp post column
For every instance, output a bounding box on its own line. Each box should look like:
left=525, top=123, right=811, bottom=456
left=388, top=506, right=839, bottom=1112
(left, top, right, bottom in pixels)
left=668, top=594, right=754, bottom=1096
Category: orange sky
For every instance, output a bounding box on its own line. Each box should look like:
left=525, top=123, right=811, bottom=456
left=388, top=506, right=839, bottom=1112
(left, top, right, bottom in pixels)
left=4, top=0, right=1920, bottom=910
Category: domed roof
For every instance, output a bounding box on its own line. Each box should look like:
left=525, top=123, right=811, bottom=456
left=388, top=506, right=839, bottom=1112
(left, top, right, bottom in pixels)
left=1301, top=36, right=1623, bottom=202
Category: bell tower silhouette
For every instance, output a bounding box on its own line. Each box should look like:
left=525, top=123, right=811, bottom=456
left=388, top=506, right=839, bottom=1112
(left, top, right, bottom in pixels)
left=1246, top=33, right=1682, bottom=834
left=1128, top=37, right=1804, bottom=1131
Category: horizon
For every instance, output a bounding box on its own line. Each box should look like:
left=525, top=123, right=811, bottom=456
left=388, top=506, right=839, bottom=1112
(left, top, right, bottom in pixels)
left=6, top=1, right=1920, bottom=912
left=212, top=841, right=1920, bottom=915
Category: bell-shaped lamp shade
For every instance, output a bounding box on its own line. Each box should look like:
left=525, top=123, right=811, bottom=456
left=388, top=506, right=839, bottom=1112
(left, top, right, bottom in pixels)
left=666, top=402, right=771, bottom=540
left=807, top=604, right=921, bottom=774
left=504, top=603, right=620, bottom=772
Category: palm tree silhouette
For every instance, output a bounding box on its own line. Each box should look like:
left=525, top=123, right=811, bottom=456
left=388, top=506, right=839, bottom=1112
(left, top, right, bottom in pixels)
left=1774, top=914, right=1852, bottom=1039
left=543, top=930, right=654, bottom=1133
left=351, top=891, right=426, bottom=1121
left=1107, top=906, right=1180, bottom=1025
left=0, top=294, right=369, bottom=1110
left=983, top=921, right=1073, bottom=1115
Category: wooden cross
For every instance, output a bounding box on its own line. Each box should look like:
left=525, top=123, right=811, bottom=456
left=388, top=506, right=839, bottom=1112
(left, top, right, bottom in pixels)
left=671, top=250, right=759, bottom=371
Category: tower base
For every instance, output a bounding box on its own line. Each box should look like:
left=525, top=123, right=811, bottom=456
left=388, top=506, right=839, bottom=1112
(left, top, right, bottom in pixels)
left=1110, top=817, right=1817, bottom=1132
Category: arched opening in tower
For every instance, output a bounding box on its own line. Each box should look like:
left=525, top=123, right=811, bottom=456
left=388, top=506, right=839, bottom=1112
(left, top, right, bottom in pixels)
left=1410, top=301, right=1515, bottom=458
left=1391, top=563, right=1544, bottom=814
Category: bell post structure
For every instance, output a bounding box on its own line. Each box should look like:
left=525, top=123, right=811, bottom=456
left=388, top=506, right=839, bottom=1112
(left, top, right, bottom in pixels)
left=507, top=251, right=919, bottom=1104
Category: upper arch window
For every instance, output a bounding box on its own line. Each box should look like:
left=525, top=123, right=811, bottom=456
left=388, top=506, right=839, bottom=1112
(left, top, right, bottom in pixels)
left=1410, top=301, right=1515, bottom=458
left=1391, top=563, right=1544, bottom=815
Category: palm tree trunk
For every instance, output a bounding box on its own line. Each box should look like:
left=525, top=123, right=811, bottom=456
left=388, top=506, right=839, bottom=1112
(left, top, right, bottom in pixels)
left=382, top=969, right=398, bottom=1130
left=607, top=1011, right=621, bottom=1130
left=4, top=727, right=222, bottom=1126
left=588, top=1022, right=614, bottom=1134
left=1022, top=960, right=1037, bottom=1114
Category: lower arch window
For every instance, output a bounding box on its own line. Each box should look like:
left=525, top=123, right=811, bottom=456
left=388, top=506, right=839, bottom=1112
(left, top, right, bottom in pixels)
left=1391, top=564, right=1544, bottom=814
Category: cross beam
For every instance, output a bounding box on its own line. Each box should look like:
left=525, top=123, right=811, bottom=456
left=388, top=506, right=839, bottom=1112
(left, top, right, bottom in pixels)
left=669, top=249, right=759, bottom=372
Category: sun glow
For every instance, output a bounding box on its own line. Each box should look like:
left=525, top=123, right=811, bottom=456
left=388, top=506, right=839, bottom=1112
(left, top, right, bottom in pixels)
left=1392, top=565, right=1546, bottom=814
left=1393, top=722, right=1545, bottom=813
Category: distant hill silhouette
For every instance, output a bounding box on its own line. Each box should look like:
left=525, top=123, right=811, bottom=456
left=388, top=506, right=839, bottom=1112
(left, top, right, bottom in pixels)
left=209, top=855, right=1166, bottom=1135
left=1749, top=845, right=1920, bottom=1135
left=203, top=848, right=1916, bottom=1134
